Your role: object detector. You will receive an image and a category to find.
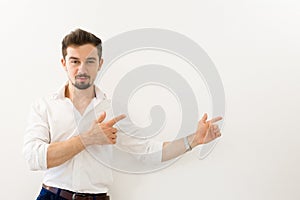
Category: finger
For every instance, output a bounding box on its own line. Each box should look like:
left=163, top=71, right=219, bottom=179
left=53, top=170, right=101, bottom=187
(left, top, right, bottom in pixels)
left=111, top=134, right=117, bottom=139
left=97, top=112, right=106, bottom=123
left=106, top=114, right=126, bottom=127
left=200, top=113, right=208, bottom=122
left=209, top=116, right=223, bottom=123
left=111, top=138, right=117, bottom=144
left=213, top=125, right=219, bottom=130
left=210, top=125, right=215, bottom=132
left=208, top=125, right=214, bottom=133
left=110, top=127, right=118, bottom=134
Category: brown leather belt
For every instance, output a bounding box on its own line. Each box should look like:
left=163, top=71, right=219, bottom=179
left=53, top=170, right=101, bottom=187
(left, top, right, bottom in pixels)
left=42, top=184, right=109, bottom=200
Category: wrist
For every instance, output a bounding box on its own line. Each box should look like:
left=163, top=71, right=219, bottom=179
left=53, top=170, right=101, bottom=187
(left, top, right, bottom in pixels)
left=188, top=133, right=199, bottom=148
left=184, top=136, right=192, bottom=151
left=73, top=135, right=86, bottom=151
left=79, top=131, right=92, bottom=147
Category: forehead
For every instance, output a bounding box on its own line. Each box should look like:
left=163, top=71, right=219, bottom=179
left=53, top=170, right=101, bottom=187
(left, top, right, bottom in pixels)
left=66, top=44, right=98, bottom=59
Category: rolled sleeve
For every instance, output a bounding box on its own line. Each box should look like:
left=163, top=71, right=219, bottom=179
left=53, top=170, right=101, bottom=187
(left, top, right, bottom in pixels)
left=23, top=99, right=50, bottom=171
left=109, top=99, right=164, bottom=164
left=142, top=139, right=163, bottom=163
left=116, top=128, right=164, bottom=164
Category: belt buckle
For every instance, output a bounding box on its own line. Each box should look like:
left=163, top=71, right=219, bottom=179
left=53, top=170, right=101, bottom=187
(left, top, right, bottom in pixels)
left=72, top=193, right=89, bottom=200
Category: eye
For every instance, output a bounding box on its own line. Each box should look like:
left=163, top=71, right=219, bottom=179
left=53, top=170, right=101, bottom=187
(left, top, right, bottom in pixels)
left=87, top=60, right=96, bottom=64
left=69, top=59, right=80, bottom=65
left=70, top=60, right=80, bottom=64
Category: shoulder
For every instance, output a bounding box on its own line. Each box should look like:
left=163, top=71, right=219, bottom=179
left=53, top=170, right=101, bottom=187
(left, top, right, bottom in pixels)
left=30, top=91, right=60, bottom=112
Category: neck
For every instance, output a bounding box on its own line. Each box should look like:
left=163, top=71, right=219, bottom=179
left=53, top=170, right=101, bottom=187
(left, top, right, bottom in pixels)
left=65, top=82, right=95, bottom=101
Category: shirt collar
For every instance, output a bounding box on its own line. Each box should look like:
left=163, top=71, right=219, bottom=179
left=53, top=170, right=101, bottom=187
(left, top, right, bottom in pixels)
left=53, top=83, right=106, bottom=100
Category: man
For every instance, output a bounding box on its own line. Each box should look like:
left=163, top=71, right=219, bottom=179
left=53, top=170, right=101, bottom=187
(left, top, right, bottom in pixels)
left=24, top=29, right=222, bottom=200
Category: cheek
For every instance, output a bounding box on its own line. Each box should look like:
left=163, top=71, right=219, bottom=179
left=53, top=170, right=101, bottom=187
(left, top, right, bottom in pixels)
left=91, top=69, right=100, bottom=78
left=66, top=67, right=77, bottom=77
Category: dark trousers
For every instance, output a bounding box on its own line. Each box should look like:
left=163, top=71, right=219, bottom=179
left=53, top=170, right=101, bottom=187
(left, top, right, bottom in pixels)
left=36, top=187, right=109, bottom=200
left=36, top=188, right=67, bottom=200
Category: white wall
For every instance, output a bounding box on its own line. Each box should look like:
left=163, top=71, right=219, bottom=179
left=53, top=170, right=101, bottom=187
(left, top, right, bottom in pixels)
left=0, top=0, right=299, bottom=199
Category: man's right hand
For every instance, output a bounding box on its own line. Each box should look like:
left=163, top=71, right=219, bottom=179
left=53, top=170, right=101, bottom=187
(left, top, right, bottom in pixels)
left=80, top=112, right=126, bottom=146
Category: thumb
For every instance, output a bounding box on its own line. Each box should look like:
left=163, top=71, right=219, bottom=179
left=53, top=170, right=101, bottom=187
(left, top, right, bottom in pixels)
left=97, top=112, right=106, bottom=123
left=201, top=113, right=208, bottom=122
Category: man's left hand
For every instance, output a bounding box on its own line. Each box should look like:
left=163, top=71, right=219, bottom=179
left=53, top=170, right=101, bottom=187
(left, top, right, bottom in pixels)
left=191, top=113, right=223, bottom=147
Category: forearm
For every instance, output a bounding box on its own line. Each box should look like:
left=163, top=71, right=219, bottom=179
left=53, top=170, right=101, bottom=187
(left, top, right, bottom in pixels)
left=162, top=133, right=198, bottom=162
left=47, top=135, right=85, bottom=168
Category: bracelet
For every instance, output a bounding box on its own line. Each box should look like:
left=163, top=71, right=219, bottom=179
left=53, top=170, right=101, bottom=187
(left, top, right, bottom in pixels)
left=184, top=136, right=192, bottom=151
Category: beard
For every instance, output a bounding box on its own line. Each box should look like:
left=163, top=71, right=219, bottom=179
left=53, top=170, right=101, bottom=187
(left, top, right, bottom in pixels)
left=72, top=74, right=92, bottom=90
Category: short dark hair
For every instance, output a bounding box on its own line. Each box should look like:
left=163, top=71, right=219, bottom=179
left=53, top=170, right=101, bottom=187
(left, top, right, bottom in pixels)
left=62, top=29, right=102, bottom=59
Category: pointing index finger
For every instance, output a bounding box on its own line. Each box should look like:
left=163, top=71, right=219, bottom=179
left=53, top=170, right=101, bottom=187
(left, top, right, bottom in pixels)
left=208, top=116, right=223, bottom=123
left=106, top=114, right=127, bottom=126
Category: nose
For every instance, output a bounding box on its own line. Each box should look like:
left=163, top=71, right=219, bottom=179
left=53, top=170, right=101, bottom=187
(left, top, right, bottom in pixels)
left=77, top=62, right=88, bottom=74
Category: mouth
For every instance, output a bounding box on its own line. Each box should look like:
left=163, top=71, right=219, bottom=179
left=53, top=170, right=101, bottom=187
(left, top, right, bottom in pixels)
left=75, top=75, right=90, bottom=82
left=76, top=77, right=88, bottom=81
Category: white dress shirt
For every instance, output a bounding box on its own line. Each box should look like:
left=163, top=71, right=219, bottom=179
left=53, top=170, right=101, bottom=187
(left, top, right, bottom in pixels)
left=23, top=84, right=163, bottom=193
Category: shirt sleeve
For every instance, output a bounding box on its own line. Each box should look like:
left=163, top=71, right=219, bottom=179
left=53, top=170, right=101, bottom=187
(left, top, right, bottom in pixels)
left=23, top=98, right=50, bottom=171
left=115, top=119, right=163, bottom=164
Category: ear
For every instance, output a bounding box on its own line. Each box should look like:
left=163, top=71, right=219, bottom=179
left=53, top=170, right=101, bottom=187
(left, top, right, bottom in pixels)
left=98, top=58, right=104, bottom=71
left=61, top=58, right=67, bottom=71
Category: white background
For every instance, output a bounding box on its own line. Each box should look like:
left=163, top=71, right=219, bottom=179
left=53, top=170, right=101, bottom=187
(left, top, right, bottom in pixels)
left=0, top=0, right=299, bottom=199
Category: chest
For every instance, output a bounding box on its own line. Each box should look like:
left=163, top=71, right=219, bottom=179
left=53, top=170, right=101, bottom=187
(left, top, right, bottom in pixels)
left=46, top=98, right=112, bottom=141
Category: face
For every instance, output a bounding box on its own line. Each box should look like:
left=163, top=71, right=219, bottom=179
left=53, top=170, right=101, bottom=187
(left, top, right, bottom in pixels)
left=61, top=44, right=103, bottom=90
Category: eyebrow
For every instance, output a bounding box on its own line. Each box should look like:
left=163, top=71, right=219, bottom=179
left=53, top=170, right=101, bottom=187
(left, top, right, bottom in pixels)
left=68, top=57, right=97, bottom=61
left=86, top=57, right=97, bottom=61
left=68, top=57, right=79, bottom=60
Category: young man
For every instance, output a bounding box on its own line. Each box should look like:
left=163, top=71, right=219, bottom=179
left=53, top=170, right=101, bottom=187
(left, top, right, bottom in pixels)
left=24, top=29, right=222, bottom=200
